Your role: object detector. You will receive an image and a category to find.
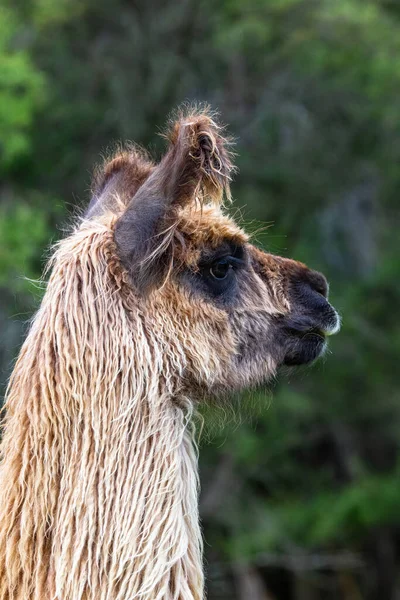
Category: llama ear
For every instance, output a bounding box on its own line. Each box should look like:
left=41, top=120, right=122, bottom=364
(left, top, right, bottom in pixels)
left=86, top=147, right=155, bottom=219
left=114, top=108, right=235, bottom=292
left=159, top=107, right=235, bottom=206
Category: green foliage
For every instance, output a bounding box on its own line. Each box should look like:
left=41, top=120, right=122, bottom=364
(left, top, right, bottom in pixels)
left=0, top=6, right=45, bottom=170
left=0, top=202, right=50, bottom=292
left=230, top=471, right=400, bottom=557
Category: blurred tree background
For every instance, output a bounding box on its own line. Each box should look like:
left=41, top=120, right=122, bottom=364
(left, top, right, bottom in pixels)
left=1, top=0, right=400, bottom=598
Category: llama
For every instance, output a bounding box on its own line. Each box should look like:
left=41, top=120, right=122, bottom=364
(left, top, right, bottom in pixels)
left=0, top=108, right=340, bottom=600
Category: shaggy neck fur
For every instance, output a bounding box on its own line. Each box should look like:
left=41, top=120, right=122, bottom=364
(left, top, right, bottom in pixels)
left=0, top=217, right=203, bottom=600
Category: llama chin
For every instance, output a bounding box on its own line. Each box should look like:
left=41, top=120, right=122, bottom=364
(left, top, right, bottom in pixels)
left=0, top=106, right=340, bottom=600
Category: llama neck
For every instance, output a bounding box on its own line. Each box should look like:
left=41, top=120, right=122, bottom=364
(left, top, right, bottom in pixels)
left=0, top=222, right=204, bottom=600
left=52, top=392, right=203, bottom=600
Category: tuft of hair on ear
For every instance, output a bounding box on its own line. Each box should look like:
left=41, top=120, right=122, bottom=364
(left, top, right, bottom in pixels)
left=90, top=143, right=155, bottom=209
left=114, top=106, right=236, bottom=294
left=160, top=104, right=236, bottom=207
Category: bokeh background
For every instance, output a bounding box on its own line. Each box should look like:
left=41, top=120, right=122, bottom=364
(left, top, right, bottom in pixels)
left=1, top=0, right=400, bottom=598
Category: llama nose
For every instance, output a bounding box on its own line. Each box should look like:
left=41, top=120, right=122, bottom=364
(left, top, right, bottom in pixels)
left=292, top=268, right=330, bottom=312
left=289, top=268, right=340, bottom=336
left=304, top=269, right=329, bottom=299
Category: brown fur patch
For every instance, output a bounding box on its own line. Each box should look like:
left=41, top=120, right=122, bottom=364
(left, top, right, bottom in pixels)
left=174, top=204, right=248, bottom=268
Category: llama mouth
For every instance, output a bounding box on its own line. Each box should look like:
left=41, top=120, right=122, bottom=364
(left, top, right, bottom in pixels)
left=282, top=309, right=340, bottom=366
left=283, top=329, right=327, bottom=366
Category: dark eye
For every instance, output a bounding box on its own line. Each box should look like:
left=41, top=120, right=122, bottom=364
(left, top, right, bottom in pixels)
left=195, top=245, right=246, bottom=299
left=209, top=259, right=232, bottom=280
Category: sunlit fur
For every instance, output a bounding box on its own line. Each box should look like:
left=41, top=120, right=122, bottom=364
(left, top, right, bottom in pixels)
left=0, top=107, right=335, bottom=599
left=0, top=215, right=205, bottom=599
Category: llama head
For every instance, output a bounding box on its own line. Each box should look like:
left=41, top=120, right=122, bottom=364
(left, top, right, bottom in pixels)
left=87, top=108, right=340, bottom=398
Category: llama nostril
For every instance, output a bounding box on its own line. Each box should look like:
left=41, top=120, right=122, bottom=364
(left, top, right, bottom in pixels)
left=291, top=268, right=330, bottom=308
left=306, top=270, right=329, bottom=299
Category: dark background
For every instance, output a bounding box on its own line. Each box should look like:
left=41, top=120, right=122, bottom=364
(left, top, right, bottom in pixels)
left=1, top=1, right=400, bottom=598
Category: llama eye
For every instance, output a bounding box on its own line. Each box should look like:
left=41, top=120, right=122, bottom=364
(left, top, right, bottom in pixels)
left=209, top=259, right=231, bottom=280
left=196, top=246, right=245, bottom=298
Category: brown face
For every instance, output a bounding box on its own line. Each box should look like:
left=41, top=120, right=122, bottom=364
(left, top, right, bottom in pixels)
left=149, top=204, right=341, bottom=394
left=90, top=108, right=340, bottom=396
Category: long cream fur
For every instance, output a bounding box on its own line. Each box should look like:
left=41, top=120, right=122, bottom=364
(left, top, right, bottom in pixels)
left=0, top=213, right=203, bottom=600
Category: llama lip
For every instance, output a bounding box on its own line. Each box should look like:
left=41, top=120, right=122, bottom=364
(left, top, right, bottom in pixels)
left=283, top=330, right=327, bottom=366
left=282, top=309, right=340, bottom=366
left=284, top=304, right=341, bottom=338
left=323, top=312, right=341, bottom=336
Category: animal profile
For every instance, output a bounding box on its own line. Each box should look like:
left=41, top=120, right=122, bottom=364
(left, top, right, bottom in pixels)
left=0, top=106, right=340, bottom=599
